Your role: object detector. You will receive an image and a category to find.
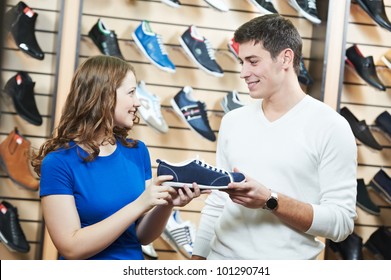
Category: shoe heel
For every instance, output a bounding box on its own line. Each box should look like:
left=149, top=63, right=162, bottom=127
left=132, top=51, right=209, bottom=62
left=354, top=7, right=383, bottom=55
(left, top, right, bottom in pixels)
left=4, top=5, right=19, bottom=31
left=363, top=241, right=384, bottom=260
left=326, top=240, right=343, bottom=260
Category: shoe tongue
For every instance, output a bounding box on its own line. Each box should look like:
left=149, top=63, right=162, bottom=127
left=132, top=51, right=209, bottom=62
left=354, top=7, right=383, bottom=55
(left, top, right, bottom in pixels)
left=16, top=74, right=22, bottom=85
left=142, top=21, right=155, bottom=36
left=190, top=26, right=204, bottom=41
left=98, top=20, right=111, bottom=35
left=0, top=203, right=8, bottom=214
left=23, top=6, right=35, bottom=18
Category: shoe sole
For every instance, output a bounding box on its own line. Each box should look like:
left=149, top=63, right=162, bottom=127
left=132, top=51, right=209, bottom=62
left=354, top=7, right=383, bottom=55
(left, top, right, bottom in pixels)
left=161, top=0, right=180, bottom=8
left=368, top=180, right=391, bottom=205
left=178, top=36, right=224, bottom=77
left=0, top=230, right=29, bottom=253
left=170, top=98, right=216, bottom=141
left=356, top=201, right=381, bottom=216
left=288, top=0, right=321, bottom=24
left=132, top=31, right=176, bottom=73
left=355, top=0, right=391, bottom=31
left=247, top=0, right=276, bottom=14
left=162, top=181, right=229, bottom=189
left=381, top=55, right=391, bottom=69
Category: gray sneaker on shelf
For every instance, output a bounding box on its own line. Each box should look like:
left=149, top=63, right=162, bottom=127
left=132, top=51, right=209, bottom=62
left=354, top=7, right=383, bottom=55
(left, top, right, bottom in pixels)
left=161, top=210, right=195, bottom=259
left=220, top=90, right=244, bottom=114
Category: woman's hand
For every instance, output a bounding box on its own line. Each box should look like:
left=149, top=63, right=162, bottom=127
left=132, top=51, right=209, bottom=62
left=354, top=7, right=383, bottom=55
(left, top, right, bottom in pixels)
left=136, top=175, right=175, bottom=211
left=168, top=183, right=202, bottom=207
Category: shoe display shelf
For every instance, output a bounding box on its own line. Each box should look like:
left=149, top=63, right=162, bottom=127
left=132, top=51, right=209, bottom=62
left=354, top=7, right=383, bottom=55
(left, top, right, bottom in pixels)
left=0, top=0, right=65, bottom=260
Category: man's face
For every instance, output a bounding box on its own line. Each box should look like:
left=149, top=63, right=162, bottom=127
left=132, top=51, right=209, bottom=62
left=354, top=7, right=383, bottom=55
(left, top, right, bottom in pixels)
left=238, top=41, right=284, bottom=99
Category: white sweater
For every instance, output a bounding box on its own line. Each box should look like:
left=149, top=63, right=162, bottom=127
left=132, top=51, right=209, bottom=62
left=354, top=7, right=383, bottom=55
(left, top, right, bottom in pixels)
left=193, top=95, right=357, bottom=259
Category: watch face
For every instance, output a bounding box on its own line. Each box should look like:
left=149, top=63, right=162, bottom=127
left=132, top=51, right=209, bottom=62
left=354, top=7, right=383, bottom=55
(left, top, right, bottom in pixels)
left=266, top=198, right=278, bottom=210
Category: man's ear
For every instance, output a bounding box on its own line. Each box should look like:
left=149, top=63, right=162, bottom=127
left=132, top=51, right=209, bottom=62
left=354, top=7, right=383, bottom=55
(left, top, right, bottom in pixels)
left=281, top=49, right=294, bottom=68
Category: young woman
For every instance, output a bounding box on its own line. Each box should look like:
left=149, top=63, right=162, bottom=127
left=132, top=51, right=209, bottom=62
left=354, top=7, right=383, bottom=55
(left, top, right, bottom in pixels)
left=32, top=55, right=201, bottom=260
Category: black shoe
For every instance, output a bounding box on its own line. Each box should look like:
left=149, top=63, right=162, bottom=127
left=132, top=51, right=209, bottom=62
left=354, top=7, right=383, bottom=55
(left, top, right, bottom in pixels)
left=0, top=201, right=30, bottom=253
left=339, top=107, right=382, bottom=151
left=4, top=71, right=42, bottom=126
left=345, top=44, right=386, bottom=91
left=355, top=0, right=391, bottom=32
left=356, top=179, right=380, bottom=216
left=375, top=111, right=391, bottom=139
left=4, top=1, right=44, bottom=60
left=88, top=18, right=124, bottom=59
left=298, top=57, right=313, bottom=86
left=364, top=227, right=391, bottom=259
left=179, top=25, right=224, bottom=77
left=248, top=0, right=278, bottom=14
left=368, top=169, right=391, bottom=205
left=327, top=232, right=363, bottom=260
left=288, top=0, right=321, bottom=24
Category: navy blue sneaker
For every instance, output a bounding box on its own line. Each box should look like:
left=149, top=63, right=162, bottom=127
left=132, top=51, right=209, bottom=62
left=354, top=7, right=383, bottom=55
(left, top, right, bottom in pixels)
left=179, top=25, right=224, bottom=77
left=171, top=86, right=216, bottom=142
left=157, top=158, right=245, bottom=189
left=132, top=20, right=176, bottom=73
left=375, top=111, right=391, bottom=140
left=368, top=169, right=391, bottom=205
left=88, top=19, right=124, bottom=59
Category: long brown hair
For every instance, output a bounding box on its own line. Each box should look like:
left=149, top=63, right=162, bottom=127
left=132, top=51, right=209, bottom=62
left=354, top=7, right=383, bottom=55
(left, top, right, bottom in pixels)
left=32, top=55, right=139, bottom=176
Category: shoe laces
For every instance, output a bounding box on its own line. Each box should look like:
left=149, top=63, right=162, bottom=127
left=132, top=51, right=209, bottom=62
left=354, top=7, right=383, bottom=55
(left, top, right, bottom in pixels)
left=195, top=157, right=228, bottom=175
left=169, top=224, right=193, bottom=247
left=204, top=39, right=216, bottom=60
left=156, top=34, right=168, bottom=55
left=197, top=101, right=211, bottom=123
left=307, top=0, right=316, bottom=10
left=152, top=96, right=164, bottom=118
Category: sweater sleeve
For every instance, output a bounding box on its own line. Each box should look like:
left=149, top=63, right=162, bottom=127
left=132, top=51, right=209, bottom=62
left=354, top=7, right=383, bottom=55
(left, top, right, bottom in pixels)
left=192, top=191, right=228, bottom=257
left=306, top=118, right=358, bottom=242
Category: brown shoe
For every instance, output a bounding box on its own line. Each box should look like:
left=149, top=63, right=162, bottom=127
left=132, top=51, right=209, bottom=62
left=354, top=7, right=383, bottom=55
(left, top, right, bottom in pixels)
left=0, top=128, right=39, bottom=191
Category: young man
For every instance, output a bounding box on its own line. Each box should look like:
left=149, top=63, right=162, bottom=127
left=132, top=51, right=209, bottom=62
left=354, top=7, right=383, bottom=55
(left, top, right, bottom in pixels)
left=192, top=14, right=357, bottom=260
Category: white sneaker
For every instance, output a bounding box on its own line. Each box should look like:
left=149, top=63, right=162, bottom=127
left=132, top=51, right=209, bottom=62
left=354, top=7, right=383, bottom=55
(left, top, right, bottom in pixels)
left=204, top=0, right=229, bottom=12
left=136, top=81, right=169, bottom=134
left=161, top=210, right=195, bottom=259
left=142, top=243, right=158, bottom=259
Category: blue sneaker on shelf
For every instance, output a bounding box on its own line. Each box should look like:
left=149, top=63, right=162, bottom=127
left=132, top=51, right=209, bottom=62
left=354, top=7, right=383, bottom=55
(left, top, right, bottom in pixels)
left=171, top=86, right=216, bottom=142
left=132, top=20, right=176, bottom=73
left=179, top=25, right=224, bottom=77
left=157, top=157, right=245, bottom=189
left=136, top=81, right=169, bottom=134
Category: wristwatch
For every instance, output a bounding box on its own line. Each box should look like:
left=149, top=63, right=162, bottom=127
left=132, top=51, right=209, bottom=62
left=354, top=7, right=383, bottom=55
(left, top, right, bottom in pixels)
left=263, top=191, right=278, bottom=211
